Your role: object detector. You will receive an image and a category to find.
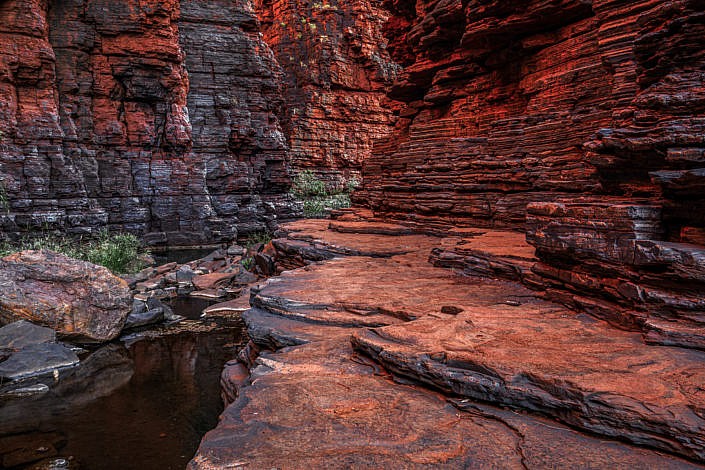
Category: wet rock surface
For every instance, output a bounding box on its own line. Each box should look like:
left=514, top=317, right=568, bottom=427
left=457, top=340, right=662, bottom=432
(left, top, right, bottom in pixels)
left=0, top=344, right=79, bottom=381
left=0, top=321, right=56, bottom=352
left=129, top=244, right=263, bottom=306
left=0, top=302, right=246, bottom=470
left=0, top=251, right=131, bottom=343
left=191, top=219, right=705, bottom=468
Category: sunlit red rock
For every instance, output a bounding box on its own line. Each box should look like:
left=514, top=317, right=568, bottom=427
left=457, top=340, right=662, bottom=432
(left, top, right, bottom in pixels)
left=0, top=0, right=293, bottom=245
left=253, top=0, right=399, bottom=187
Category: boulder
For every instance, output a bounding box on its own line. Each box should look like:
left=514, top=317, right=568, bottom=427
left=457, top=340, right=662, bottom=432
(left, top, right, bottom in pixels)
left=0, top=251, right=132, bottom=343
left=123, top=296, right=178, bottom=329
left=123, top=309, right=165, bottom=330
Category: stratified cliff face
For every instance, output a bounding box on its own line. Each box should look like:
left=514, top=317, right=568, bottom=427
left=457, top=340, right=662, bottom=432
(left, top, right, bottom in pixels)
left=359, top=0, right=704, bottom=232
left=179, top=0, right=292, bottom=239
left=254, top=0, right=399, bottom=186
left=0, top=0, right=292, bottom=245
left=360, top=0, right=705, bottom=348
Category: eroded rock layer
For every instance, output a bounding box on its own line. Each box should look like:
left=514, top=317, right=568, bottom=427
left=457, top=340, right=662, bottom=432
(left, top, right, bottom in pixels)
left=358, top=0, right=705, bottom=235
left=191, top=219, right=704, bottom=468
left=254, top=0, right=399, bottom=187
left=0, top=0, right=294, bottom=245
left=357, top=0, right=705, bottom=349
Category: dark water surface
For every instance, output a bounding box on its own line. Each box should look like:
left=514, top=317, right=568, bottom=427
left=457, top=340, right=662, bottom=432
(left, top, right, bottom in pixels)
left=0, top=309, right=245, bottom=470
left=152, top=249, right=220, bottom=266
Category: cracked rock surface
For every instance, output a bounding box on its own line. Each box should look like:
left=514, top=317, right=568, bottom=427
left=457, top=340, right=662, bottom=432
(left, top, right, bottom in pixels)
left=190, top=219, right=704, bottom=468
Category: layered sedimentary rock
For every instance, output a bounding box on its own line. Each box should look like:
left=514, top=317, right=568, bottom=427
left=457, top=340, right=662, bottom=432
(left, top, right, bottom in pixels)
left=358, top=0, right=704, bottom=233
left=254, top=0, right=399, bottom=187
left=356, top=0, right=705, bottom=349
left=191, top=219, right=705, bottom=467
left=0, top=0, right=292, bottom=245
left=526, top=201, right=705, bottom=350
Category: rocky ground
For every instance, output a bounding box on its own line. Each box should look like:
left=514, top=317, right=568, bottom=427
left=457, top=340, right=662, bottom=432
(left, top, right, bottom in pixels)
left=191, top=215, right=705, bottom=468
left=0, top=242, right=269, bottom=468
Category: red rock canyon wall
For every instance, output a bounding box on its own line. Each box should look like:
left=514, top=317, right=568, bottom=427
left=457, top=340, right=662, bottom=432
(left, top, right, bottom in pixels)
left=0, top=0, right=397, bottom=244
left=254, top=0, right=398, bottom=187
left=0, top=0, right=294, bottom=245
left=360, top=0, right=705, bottom=348
left=359, top=0, right=704, bottom=233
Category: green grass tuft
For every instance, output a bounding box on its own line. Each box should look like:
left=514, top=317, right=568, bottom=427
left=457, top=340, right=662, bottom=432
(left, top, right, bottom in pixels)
left=290, top=171, right=358, bottom=218
left=85, top=231, right=144, bottom=274
left=0, top=231, right=148, bottom=274
left=245, top=231, right=273, bottom=248
left=291, top=170, right=327, bottom=199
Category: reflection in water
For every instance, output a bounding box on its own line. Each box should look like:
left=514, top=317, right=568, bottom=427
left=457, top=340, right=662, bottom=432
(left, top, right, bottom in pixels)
left=152, top=249, right=219, bottom=266
left=0, top=318, right=245, bottom=470
left=167, top=297, right=217, bottom=321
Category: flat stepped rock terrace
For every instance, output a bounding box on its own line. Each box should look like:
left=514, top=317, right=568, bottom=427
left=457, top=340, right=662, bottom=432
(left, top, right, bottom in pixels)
left=191, top=218, right=705, bottom=468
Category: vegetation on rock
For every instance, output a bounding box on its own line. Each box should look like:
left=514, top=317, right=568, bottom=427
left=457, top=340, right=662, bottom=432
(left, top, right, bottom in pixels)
left=290, top=170, right=358, bottom=217
left=0, top=231, right=148, bottom=274
left=245, top=231, right=274, bottom=248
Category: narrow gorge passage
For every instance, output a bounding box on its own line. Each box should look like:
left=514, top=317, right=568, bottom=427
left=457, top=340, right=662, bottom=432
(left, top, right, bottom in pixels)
left=0, top=0, right=703, bottom=468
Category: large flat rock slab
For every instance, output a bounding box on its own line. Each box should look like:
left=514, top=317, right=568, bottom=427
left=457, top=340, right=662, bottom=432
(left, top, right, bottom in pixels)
left=431, top=229, right=538, bottom=281
left=0, top=343, right=79, bottom=381
left=192, top=339, right=698, bottom=469
left=0, top=321, right=56, bottom=351
left=243, top=308, right=354, bottom=348
left=192, top=219, right=705, bottom=467
left=353, top=314, right=705, bottom=461
left=277, top=219, right=440, bottom=258
left=251, top=221, right=705, bottom=462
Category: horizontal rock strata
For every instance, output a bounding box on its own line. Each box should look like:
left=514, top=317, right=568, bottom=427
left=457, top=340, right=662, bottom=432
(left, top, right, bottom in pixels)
left=0, top=0, right=398, bottom=244
left=0, top=0, right=294, bottom=245
left=353, top=0, right=705, bottom=353
left=526, top=200, right=705, bottom=350
left=359, top=0, right=705, bottom=240
left=190, top=219, right=705, bottom=467
left=254, top=0, right=399, bottom=187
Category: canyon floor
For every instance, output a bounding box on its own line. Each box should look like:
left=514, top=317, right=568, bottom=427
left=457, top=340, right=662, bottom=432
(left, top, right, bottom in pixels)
left=190, top=216, right=705, bottom=469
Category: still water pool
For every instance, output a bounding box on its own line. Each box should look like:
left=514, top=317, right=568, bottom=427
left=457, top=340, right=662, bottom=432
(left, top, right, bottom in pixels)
left=0, top=301, right=245, bottom=470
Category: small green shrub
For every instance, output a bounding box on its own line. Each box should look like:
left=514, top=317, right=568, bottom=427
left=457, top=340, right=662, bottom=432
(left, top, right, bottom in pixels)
left=326, top=193, right=351, bottom=210
left=291, top=170, right=327, bottom=198
left=241, top=257, right=254, bottom=271
left=345, top=177, right=360, bottom=193
left=0, top=231, right=148, bottom=274
left=22, top=233, right=84, bottom=260
left=303, top=198, right=327, bottom=218
left=86, top=231, right=144, bottom=274
left=245, top=231, right=273, bottom=248
left=0, top=240, right=16, bottom=257
left=291, top=171, right=359, bottom=218
left=0, top=181, right=9, bottom=214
